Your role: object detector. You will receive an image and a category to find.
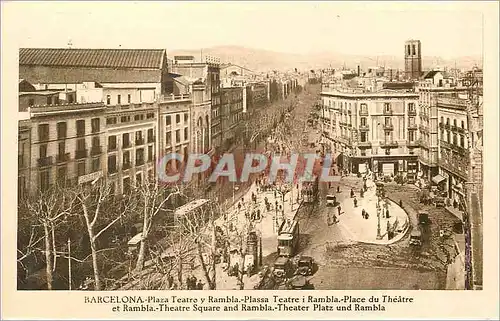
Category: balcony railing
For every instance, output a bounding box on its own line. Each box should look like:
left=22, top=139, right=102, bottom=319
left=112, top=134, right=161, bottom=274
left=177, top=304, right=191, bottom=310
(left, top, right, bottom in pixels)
left=436, top=97, right=468, bottom=109
left=359, top=109, right=369, bottom=116
left=37, top=156, right=53, bottom=167
left=383, top=123, right=394, bottom=130
left=108, top=167, right=118, bottom=175
left=75, top=149, right=88, bottom=160
left=408, top=123, right=418, bottom=130
left=90, top=146, right=102, bottom=156
left=380, top=140, right=398, bottom=148
left=108, top=145, right=117, bottom=152
left=147, top=136, right=156, bottom=143
left=408, top=109, right=417, bottom=116
left=359, top=124, right=369, bottom=131
left=123, top=163, right=131, bottom=170
left=136, top=159, right=145, bottom=166
left=457, top=127, right=466, bottom=133
left=123, top=142, right=132, bottom=149
left=56, top=153, right=70, bottom=163
left=358, top=141, right=372, bottom=148
left=383, top=109, right=393, bottom=115
left=135, top=138, right=145, bottom=146
left=407, top=140, right=420, bottom=147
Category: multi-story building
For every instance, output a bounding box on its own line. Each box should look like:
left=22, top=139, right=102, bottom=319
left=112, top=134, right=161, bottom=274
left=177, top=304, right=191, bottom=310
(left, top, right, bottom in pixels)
left=416, top=82, right=468, bottom=181
left=220, top=86, right=244, bottom=150
left=104, top=102, right=158, bottom=194
left=18, top=118, right=31, bottom=200
left=321, top=88, right=420, bottom=178
left=435, top=94, right=472, bottom=206
left=170, top=57, right=220, bottom=155
left=23, top=96, right=107, bottom=195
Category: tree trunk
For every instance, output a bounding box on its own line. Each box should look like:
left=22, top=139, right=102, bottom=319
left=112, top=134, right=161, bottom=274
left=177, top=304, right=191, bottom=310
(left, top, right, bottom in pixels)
left=43, top=223, right=53, bottom=290
left=210, top=223, right=217, bottom=290
left=88, top=231, right=101, bottom=291
left=135, top=211, right=150, bottom=272
left=196, top=240, right=213, bottom=290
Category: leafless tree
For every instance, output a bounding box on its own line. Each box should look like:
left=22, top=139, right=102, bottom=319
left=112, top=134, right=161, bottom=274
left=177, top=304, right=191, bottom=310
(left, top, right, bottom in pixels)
left=133, top=176, right=184, bottom=272
left=176, top=201, right=221, bottom=290
left=18, top=185, right=75, bottom=290
left=222, top=206, right=254, bottom=290
left=73, top=179, right=136, bottom=291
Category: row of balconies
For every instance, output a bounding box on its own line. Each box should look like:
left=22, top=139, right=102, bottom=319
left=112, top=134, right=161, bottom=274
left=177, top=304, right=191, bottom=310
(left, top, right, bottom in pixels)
left=37, top=141, right=156, bottom=167
left=356, top=140, right=420, bottom=149
left=439, top=123, right=466, bottom=133
left=440, top=140, right=467, bottom=154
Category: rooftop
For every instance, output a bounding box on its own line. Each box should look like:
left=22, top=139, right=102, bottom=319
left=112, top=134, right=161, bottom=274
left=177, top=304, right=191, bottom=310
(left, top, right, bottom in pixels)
left=19, top=48, right=166, bottom=69
left=175, top=199, right=210, bottom=217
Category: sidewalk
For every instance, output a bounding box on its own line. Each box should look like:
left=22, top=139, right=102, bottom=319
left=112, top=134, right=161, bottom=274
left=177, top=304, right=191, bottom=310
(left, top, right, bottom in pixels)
left=333, top=177, right=409, bottom=245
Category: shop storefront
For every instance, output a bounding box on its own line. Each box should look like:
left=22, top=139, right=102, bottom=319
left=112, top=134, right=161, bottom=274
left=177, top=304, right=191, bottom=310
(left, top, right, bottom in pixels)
left=371, top=155, right=419, bottom=179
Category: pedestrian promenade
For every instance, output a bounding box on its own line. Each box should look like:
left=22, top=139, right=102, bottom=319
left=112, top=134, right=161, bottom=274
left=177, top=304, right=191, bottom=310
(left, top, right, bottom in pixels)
left=216, top=180, right=302, bottom=257
left=333, top=177, right=409, bottom=245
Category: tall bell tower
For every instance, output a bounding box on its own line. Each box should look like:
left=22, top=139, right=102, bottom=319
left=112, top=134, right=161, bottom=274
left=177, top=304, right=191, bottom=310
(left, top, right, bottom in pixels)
left=404, top=40, right=422, bottom=80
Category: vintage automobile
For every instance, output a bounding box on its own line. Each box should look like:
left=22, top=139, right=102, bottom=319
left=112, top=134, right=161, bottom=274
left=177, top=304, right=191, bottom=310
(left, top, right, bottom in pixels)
left=418, top=211, right=430, bottom=225
left=295, top=256, right=315, bottom=276
left=409, top=229, right=423, bottom=247
left=273, top=256, right=292, bottom=278
left=287, top=275, right=311, bottom=290
left=325, top=194, right=336, bottom=207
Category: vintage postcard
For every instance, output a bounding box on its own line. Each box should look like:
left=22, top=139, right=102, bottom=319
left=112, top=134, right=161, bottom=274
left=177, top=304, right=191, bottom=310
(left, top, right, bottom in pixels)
left=1, top=1, right=498, bottom=320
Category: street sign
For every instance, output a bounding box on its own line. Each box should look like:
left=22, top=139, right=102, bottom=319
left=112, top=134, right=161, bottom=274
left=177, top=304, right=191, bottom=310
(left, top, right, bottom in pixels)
left=78, top=171, right=103, bottom=185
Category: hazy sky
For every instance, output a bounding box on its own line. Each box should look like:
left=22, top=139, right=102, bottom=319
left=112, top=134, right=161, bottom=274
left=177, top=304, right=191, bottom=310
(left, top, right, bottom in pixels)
left=3, top=1, right=485, bottom=58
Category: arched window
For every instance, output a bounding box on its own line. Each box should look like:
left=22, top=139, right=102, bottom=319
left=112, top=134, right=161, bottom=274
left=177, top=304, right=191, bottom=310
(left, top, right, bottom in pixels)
left=461, top=120, right=465, bottom=129
left=453, top=133, right=457, bottom=145
left=440, top=116, right=444, bottom=124
left=447, top=131, right=451, bottom=142
left=446, top=118, right=450, bottom=125
left=453, top=119, right=457, bottom=127
left=460, top=135, right=464, bottom=147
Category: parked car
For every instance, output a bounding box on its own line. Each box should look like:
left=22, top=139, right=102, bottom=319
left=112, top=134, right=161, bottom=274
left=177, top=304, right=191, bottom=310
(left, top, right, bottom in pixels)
left=295, top=256, right=315, bottom=276
left=409, top=229, right=422, bottom=247
left=287, top=275, right=311, bottom=290
left=273, top=257, right=292, bottom=278
left=326, top=194, right=336, bottom=206
left=418, top=211, right=430, bottom=225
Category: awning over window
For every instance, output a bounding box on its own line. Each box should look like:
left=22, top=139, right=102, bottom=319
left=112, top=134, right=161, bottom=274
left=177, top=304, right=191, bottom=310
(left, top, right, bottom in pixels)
left=432, top=174, right=446, bottom=184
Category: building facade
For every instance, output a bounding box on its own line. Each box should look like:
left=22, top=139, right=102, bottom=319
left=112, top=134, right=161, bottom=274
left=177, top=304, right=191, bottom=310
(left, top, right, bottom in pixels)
left=220, top=87, right=244, bottom=150
left=321, top=89, right=420, bottom=178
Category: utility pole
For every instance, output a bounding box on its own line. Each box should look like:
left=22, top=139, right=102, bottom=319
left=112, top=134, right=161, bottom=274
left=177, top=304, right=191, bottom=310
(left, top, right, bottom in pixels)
left=68, top=238, right=72, bottom=290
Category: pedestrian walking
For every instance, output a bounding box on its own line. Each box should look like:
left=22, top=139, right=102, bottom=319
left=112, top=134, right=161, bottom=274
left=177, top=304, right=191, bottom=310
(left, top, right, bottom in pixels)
left=350, top=188, right=355, bottom=198
left=337, top=186, right=340, bottom=193
left=365, top=212, right=369, bottom=219
left=353, top=197, right=358, bottom=208
left=386, top=208, right=390, bottom=218
left=360, top=190, right=364, bottom=198
left=197, top=281, right=203, bottom=290
left=237, top=202, right=241, bottom=211
left=338, top=206, right=341, bottom=216
left=333, top=195, right=337, bottom=206
left=399, top=199, right=403, bottom=208
left=362, top=209, right=366, bottom=219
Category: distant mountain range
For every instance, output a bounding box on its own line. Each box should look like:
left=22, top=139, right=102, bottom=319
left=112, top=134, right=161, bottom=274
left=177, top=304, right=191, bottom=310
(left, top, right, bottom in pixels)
left=170, top=45, right=481, bottom=73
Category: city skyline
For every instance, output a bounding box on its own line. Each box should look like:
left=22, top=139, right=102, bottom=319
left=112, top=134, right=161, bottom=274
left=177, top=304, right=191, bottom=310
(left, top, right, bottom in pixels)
left=5, top=2, right=484, bottom=58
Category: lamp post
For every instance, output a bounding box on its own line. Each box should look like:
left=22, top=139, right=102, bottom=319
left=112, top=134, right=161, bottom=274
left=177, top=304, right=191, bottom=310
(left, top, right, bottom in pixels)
left=376, top=197, right=382, bottom=240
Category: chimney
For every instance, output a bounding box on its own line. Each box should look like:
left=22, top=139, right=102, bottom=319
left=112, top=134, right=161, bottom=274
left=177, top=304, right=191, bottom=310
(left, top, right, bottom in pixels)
left=357, top=65, right=360, bottom=76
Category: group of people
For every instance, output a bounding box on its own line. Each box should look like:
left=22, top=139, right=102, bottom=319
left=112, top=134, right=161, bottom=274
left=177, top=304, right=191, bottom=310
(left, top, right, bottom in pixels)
left=186, top=275, right=204, bottom=290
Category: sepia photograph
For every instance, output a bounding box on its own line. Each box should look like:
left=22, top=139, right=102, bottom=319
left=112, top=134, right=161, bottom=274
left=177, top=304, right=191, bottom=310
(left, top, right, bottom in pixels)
left=2, top=1, right=499, bottom=320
